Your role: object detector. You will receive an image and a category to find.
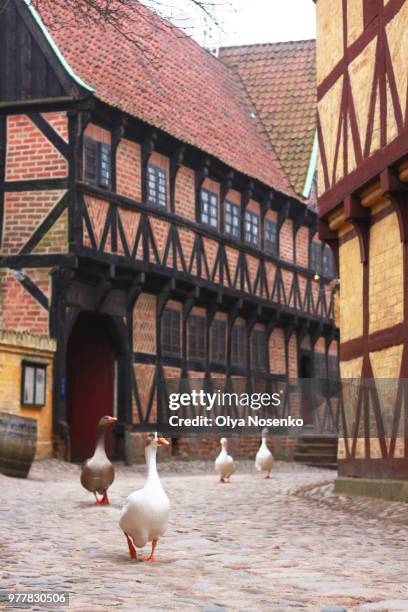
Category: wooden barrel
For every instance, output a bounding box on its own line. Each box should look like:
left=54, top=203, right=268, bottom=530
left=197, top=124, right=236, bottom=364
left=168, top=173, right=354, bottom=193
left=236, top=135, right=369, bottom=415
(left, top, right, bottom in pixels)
left=0, top=412, right=37, bottom=478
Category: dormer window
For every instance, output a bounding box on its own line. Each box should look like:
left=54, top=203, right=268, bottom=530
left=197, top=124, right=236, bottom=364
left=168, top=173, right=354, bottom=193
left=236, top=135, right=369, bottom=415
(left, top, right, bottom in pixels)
left=83, top=137, right=111, bottom=189
left=147, top=165, right=167, bottom=208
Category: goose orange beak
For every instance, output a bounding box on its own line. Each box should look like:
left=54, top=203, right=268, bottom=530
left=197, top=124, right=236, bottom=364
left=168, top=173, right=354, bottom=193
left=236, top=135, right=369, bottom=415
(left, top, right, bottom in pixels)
left=157, top=437, right=169, bottom=446
left=108, top=417, right=117, bottom=423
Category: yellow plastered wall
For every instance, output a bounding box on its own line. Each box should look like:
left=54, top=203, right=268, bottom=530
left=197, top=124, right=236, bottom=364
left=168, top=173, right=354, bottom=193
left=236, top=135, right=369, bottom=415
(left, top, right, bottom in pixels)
left=370, top=344, right=403, bottom=458
left=347, top=0, right=364, bottom=46
left=316, top=0, right=344, bottom=83
left=339, top=237, right=363, bottom=342
left=369, top=211, right=403, bottom=334
left=0, top=332, right=55, bottom=459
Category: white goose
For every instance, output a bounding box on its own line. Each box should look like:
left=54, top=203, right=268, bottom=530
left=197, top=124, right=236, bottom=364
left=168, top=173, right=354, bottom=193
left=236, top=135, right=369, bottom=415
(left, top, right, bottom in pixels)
left=255, top=427, right=274, bottom=478
left=119, top=432, right=170, bottom=562
left=215, top=437, right=235, bottom=483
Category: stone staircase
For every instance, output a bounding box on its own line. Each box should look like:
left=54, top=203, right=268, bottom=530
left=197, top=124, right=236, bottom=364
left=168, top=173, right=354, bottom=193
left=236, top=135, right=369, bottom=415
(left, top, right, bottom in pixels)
left=294, top=435, right=338, bottom=469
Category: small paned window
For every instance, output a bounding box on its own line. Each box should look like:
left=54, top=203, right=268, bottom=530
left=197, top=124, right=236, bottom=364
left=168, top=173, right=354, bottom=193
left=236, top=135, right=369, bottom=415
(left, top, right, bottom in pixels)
left=244, top=210, right=259, bottom=247
left=188, top=315, right=206, bottom=360
left=231, top=325, right=246, bottom=367
left=211, top=319, right=226, bottom=362
left=264, top=219, right=278, bottom=256
left=147, top=165, right=167, bottom=208
left=224, top=201, right=240, bottom=238
left=200, top=190, right=218, bottom=228
left=322, top=245, right=336, bottom=279
left=22, top=362, right=46, bottom=407
left=251, top=330, right=267, bottom=371
left=363, top=0, right=379, bottom=29
left=83, top=137, right=111, bottom=189
left=310, top=241, right=322, bottom=274
left=162, top=309, right=181, bottom=357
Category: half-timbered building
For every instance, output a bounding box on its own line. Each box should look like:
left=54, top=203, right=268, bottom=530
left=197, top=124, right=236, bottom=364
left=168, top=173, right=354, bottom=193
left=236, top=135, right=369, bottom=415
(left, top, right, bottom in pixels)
left=315, top=0, right=408, bottom=491
left=0, top=0, right=337, bottom=461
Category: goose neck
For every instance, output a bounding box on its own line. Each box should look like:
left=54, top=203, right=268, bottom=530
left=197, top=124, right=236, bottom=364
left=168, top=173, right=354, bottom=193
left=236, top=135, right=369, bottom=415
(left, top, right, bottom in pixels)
left=145, top=446, right=160, bottom=484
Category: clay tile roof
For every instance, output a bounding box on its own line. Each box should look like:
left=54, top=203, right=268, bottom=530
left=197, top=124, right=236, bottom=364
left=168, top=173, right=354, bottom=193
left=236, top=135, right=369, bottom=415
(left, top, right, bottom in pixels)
left=34, top=0, right=297, bottom=200
left=218, top=41, right=317, bottom=197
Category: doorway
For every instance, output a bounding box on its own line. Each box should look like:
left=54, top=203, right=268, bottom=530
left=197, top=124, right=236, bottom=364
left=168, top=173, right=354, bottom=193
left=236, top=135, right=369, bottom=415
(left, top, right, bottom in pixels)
left=299, top=351, right=313, bottom=425
left=66, top=312, right=117, bottom=462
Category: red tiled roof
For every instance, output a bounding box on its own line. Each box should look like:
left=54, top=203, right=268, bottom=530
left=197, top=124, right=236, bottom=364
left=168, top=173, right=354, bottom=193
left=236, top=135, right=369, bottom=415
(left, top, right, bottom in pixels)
left=219, top=41, right=317, bottom=197
left=35, top=1, right=296, bottom=199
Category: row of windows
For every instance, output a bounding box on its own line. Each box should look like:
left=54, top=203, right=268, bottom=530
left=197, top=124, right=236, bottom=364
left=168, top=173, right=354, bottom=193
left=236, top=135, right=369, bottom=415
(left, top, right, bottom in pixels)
left=161, top=309, right=268, bottom=370
left=83, top=138, right=334, bottom=276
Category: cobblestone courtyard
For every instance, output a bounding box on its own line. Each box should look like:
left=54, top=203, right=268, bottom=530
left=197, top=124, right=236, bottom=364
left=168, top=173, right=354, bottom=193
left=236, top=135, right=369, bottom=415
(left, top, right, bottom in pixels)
left=1, top=460, right=408, bottom=611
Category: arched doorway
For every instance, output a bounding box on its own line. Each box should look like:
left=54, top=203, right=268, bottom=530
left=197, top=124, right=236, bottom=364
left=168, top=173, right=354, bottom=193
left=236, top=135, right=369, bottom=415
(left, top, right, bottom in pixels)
left=66, top=312, right=117, bottom=462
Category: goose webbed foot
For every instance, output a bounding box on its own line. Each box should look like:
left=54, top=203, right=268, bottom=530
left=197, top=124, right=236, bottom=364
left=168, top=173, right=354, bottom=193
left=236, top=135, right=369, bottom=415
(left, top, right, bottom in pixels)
left=124, top=533, right=137, bottom=560
left=100, top=491, right=110, bottom=505
left=146, top=539, right=158, bottom=563
left=93, top=492, right=102, bottom=505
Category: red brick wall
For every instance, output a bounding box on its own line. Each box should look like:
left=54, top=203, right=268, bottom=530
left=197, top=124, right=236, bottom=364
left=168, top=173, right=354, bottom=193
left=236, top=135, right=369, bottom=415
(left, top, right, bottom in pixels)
left=6, top=114, right=68, bottom=181
left=280, top=219, right=294, bottom=263
left=133, top=293, right=156, bottom=353
left=0, top=269, right=49, bottom=335
left=116, top=138, right=141, bottom=201
left=175, top=166, right=195, bottom=221
left=2, top=190, right=67, bottom=255
left=296, top=226, right=309, bottom=268
left=269, top=328, right=286, bottom=374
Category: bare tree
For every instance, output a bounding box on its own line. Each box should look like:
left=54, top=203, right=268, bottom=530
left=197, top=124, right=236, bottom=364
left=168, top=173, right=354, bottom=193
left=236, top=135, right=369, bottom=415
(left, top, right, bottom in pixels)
left=23, top=0, right=231, bottom=42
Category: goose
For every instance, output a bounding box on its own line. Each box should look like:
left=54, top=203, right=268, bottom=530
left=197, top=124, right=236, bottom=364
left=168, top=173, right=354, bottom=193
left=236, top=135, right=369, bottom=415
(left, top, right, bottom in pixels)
left=119, top=432, right=170, bottom=562
left=215, top=437, right=235, bottom=483
left=255, top=427, right=274, bottom=478
left=80, top=415, right=117, bottom=505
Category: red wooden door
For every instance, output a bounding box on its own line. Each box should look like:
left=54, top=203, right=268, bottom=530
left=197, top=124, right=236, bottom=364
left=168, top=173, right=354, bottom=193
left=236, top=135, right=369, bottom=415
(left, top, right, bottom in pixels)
left=67, top=313, right=115, bottom=462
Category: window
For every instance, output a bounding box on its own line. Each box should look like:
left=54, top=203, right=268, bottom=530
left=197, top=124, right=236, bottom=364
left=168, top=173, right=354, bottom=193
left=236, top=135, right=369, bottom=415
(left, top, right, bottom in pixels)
left=363, top=0, right=379, bottom=28
left=147, top=165, right=167, bottom=208
left=244, top=210, right=259, bottom=247
left=188, top=315, right=206, bottom=360
left=264, top=219, right=278, bottom=256
left=22, top=362, right=46, bottom=407
left=231, top=325, right=246, bottom=367
left=211, top=319, right=226, bottom=362
left=311, top=242, right=336, bottom=279
left=322, top=245, right=336, bottom=279
left=162, top=309, right=181, bottom=357
left=251, top=330, right=267, bottom=371
left=83, top=137, right=111, bottom=189
left=224, top=201, right=240, bottom=239
left=200, top=189, right=218, bottom=228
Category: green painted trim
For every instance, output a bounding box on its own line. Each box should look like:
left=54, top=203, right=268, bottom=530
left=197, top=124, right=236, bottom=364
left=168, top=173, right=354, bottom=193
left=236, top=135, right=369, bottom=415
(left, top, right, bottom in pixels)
left=23, top=0, right=94, bottom=93
left=302, top=130, right=318, bottom=199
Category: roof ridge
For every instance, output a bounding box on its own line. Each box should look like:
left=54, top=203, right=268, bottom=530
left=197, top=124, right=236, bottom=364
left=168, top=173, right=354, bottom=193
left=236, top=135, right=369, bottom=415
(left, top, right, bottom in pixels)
left=219, top=39, right=316, bottom=51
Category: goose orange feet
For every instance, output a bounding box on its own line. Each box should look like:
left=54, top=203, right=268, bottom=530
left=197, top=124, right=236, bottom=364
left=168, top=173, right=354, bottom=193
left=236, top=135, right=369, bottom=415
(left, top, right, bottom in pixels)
left=125, top=533, right=137, bottom=560
left=100, top=491, right=110, bottom=505
left=94, top=492, right=101, bottom=505
left=146, top=539, right=158, bottom=563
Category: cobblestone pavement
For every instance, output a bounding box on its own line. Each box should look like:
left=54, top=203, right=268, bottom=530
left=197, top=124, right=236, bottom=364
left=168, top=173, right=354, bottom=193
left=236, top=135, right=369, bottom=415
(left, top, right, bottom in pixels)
left=1, top=459, right=408, bottom=612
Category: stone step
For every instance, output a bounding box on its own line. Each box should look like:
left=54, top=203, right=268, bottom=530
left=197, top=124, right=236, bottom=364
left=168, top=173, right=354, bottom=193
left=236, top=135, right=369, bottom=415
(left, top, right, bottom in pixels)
left=296, top=443, right=338, bottom=454
left=297, top=435, right=338, bottom=445
left=295, top=452, right=338, bottom=463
